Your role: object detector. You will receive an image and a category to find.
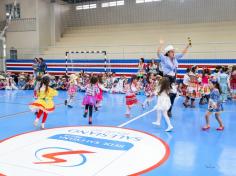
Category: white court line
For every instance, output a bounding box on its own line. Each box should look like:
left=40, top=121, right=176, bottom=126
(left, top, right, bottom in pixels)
left=93, top=106, right=157, bottom=175
left=118, top=107, right=157, bottom=127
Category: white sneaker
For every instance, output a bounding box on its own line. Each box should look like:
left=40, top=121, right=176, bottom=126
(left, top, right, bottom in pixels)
left=152, top=122, right=161, bottom=126
left=165, top=126, right=173, bottom=132
left=34, top=119, right=39, bottom=127
left=41, top=123, right=45, bottom=129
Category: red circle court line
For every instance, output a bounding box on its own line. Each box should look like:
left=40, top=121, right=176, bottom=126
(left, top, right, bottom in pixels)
left=0, top=125, right=170, bottom=176
left=0, top=103, right=64, bottom=119
left=0, top=110, right=31, bottom=119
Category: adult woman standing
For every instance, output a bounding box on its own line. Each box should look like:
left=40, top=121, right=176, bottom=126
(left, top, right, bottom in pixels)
left=38, top=58, right=47, bottom=75
left=157, top=39, right=191, bottom=117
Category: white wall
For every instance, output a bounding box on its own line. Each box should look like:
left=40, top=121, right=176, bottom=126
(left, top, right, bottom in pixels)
left=35, top=0, right=68, bottom=53
left=43, top=21, right=236, bottom=59
left=0, top=0, right=38, bottom=60
left=53, top=0, right=236, bottom=59
left=6, top=31, right=39, bottom=58
left=0, top=0, right=36, bottom=21
left=50, top=2, right=69, bottom=46
left=0, top=40, right=3, bottom=71
left=36, top=0, right=51, bottom=51
left=64, top=0, right=236, bottom=27
left=0, top=0, right=67, bottom=63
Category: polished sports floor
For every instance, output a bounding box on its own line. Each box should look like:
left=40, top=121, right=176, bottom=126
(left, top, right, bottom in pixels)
left=0, top=90, right=235, bottom=176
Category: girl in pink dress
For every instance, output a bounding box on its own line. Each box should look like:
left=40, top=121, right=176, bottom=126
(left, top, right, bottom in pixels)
left=82, top=76, right=99, bottom=124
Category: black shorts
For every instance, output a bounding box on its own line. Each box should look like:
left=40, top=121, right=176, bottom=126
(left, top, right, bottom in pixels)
left=163, top=75, right=176, bottom=84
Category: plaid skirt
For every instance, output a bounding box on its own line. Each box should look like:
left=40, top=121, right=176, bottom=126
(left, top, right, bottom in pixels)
left=126, top=94, right=138, bottom=106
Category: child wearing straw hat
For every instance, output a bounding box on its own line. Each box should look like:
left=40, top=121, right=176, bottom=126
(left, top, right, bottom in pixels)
left=65, top=74, right=78, bottom=108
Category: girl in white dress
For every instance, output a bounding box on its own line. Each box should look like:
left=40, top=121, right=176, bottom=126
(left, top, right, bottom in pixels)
left=152, top=77, right=173, bottom=132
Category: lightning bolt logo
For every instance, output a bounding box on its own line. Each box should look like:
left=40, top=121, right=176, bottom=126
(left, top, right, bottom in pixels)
left=34, top=149, right=94, bottom=165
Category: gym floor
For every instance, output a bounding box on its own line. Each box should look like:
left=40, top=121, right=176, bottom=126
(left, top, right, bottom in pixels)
left=0, top=90, right=235, bottom=176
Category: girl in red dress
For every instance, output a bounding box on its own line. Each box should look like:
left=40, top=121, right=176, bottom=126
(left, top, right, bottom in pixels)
left=124, top=75, right=140, bottom=117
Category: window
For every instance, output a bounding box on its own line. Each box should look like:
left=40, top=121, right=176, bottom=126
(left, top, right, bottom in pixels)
left=76, top=6, right=83, bottom=10
left=136, top=0, right=162, bottom=3
left=117, top=0, right=125, bottom=5
left=101, top=3, right=109, bottom=7
left=83, top=5, right=90, bottom=9
left=76, top=4, right=97, bottom=10
left=101, top=1, right=124, bottom=8
left=5, top=3, right=20, bottom=19
left=136, top=0, right=144, bottom=3
left=89, top=4, right=97, bottom=9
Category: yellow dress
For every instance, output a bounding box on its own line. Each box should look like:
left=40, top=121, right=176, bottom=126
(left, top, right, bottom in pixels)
left=29, top=87, right=58, bottom=113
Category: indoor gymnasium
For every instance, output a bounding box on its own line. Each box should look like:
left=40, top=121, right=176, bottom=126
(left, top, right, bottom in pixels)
left=0, top=0, right=236, bottom=175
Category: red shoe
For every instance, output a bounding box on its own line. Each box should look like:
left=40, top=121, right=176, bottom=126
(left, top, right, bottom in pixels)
left=202, top=126, right=210, bottom=131
left=216, top=126, right=224, bottom=131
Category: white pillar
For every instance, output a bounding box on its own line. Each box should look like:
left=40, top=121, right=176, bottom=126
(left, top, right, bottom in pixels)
left=0, top=37, right=6, bottom=72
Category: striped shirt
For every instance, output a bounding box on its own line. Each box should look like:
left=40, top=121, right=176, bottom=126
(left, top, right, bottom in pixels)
left=85, top=84, right=99, bottom=96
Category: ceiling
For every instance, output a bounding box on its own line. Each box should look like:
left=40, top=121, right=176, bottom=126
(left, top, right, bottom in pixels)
left=62, top=0, right=98, bottom=3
